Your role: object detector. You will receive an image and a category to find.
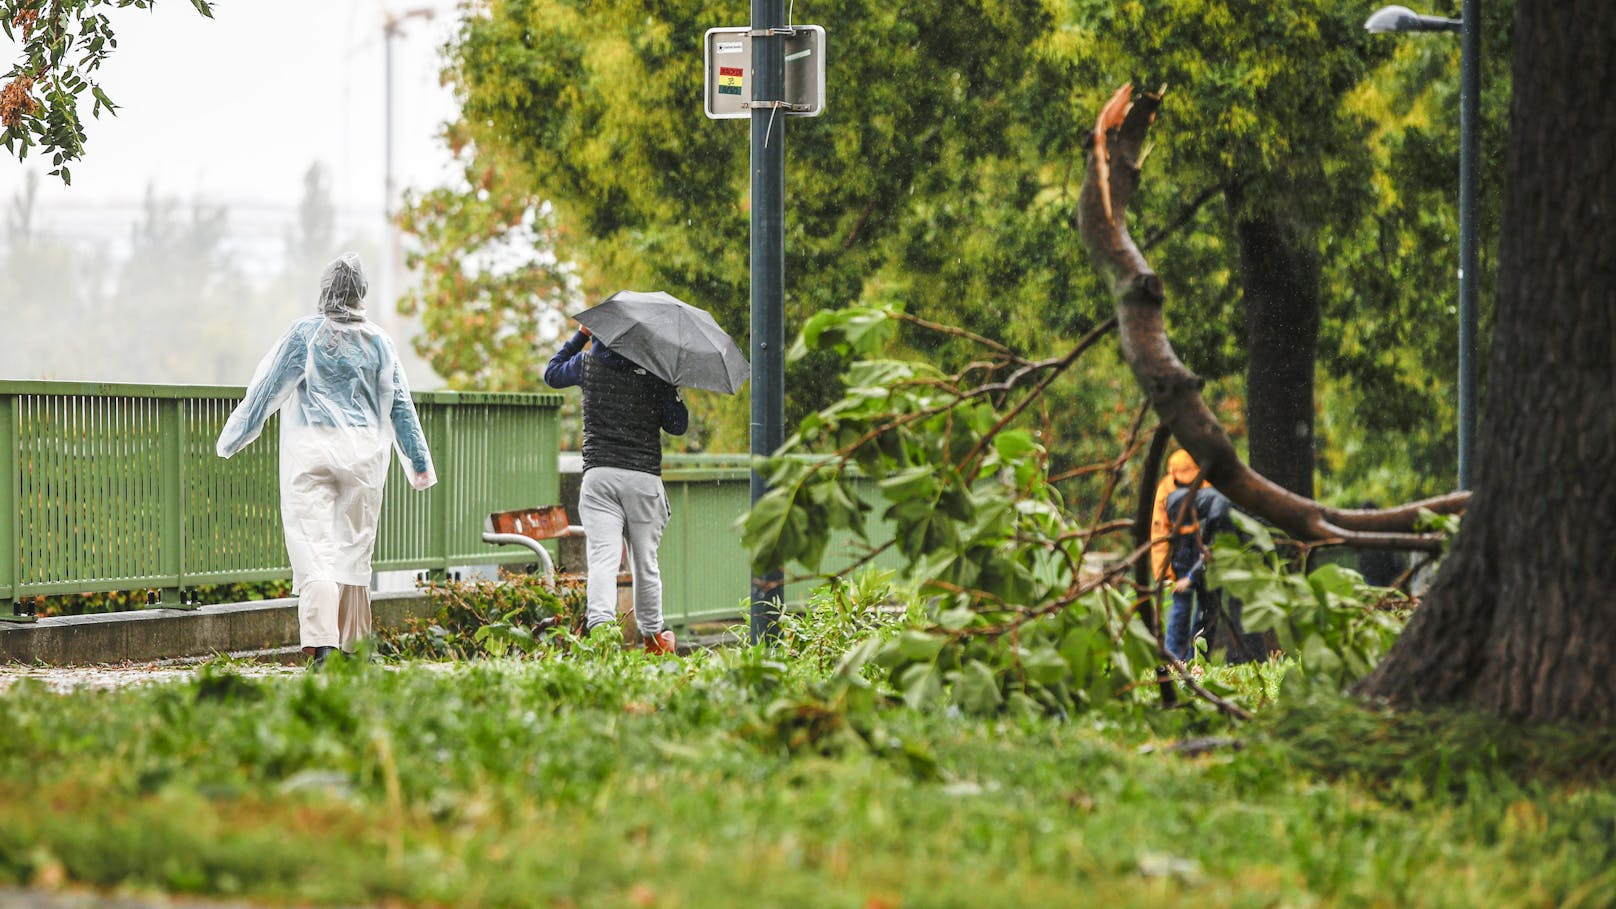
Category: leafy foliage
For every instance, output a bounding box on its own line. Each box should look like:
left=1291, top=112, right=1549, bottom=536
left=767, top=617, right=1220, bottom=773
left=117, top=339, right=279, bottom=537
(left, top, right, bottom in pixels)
left=1210, top=514, right=1409, bottom=693
left=745, top=303, right=1442, bottom=719
left=412, top=0, right=1119, bottom=440
left=412, top=0, right=1505, bottom=497
left=774, top=567, right=912, bottom=676
left=30, top=579, right=292, bottom=617
left=375, top=574, right=583, bottom=660
left=1315, top=2, right=1514, bottom=502
left=0, top=0, right=214, bottom=183
left=396, top=143, right=580, bottom=390
left=745, top=303, right=1170, bottom=715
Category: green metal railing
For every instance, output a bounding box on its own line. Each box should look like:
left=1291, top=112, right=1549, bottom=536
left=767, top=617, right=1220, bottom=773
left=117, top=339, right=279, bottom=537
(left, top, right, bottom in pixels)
left=1, top=380, right=562, bottom=621
left=0, top=382, right=896, bottom=628
left=657, top=454, right=901, bottom=626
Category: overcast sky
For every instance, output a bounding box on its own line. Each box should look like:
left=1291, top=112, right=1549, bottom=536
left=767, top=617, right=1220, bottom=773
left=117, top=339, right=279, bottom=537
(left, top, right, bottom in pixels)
left=1, top=0, right=467, bottom=384
left=7, top=0, right=462, bottom=251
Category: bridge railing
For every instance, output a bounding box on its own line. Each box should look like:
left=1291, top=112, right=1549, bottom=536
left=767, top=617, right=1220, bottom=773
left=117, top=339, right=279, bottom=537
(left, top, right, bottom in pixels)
left=0, top=382, right=899, bottom=628
left=654, top=454, right=902, bottom=627
left=1, top=380, right=562, bottom=619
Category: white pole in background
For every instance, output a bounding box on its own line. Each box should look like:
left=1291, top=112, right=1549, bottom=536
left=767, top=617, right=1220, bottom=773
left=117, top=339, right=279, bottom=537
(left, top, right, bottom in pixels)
left=381, top=7, right=435, bottom=338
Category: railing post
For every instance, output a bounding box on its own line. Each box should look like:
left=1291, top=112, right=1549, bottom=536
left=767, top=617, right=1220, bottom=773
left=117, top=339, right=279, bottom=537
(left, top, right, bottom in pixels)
left=0, top=393, right=30, bottom=623
left=431, top=401, right=452, bottom=580
left=154, top=397, right=191, bottom=609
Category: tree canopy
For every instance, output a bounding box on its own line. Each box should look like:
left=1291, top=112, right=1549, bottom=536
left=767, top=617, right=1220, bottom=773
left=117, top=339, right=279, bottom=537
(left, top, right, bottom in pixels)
left=411, top=0, right=1502, bottom=504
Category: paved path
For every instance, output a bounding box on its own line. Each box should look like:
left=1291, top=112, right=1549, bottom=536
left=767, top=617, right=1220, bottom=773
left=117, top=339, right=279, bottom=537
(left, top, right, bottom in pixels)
left=0, top=660, right=303, bottom=695
left=0, top=887, right=261, bottom=908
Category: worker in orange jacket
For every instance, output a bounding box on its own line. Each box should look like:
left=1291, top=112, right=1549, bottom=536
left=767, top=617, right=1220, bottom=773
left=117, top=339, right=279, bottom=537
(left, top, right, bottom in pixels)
left=1150, top=449, right=1206, bottom=583
left=1151, top=449, right=1219, bottom=661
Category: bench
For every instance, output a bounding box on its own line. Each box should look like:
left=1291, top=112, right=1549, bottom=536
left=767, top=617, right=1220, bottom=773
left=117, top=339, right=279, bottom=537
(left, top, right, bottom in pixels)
left=482, top=506, right=633, bottom=591
left=481, top=506, right=585, bottom=579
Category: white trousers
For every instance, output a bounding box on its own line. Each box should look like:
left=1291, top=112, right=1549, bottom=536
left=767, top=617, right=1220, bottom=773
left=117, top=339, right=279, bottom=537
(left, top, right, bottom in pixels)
left=299, top=580, right=373, bottom=652
left=578, top=467, right=671, bottom=635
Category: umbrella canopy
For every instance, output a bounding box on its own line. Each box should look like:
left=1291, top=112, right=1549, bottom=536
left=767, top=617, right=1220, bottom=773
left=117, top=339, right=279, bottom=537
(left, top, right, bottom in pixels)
left=573, top=290, right=750, bottom=394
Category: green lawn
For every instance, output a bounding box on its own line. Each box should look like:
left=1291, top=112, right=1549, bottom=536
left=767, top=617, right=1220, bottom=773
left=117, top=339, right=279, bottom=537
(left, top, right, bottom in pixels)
left=2, top=642, right=1612, bottom=908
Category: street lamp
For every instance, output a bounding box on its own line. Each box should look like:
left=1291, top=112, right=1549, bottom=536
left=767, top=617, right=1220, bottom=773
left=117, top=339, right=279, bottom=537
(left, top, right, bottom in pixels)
left=1364, top=5, right=1460, bottom=32
left=1365, top=2, right=1480, bottom=492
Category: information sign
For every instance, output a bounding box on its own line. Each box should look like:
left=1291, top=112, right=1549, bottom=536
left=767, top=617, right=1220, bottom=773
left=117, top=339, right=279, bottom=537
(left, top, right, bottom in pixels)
left=703, top=26, right=826, bottom=120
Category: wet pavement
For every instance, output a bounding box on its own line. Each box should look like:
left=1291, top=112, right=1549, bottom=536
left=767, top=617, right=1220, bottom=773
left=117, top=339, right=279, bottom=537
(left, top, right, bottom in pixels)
left=0, top=887, right=261, bottom=908
left=0, top=659, right=304, bottom=695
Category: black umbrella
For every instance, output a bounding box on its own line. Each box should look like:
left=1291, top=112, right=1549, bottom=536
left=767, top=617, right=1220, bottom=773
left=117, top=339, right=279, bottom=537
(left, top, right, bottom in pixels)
left=573, top=290, right=750, bottom=394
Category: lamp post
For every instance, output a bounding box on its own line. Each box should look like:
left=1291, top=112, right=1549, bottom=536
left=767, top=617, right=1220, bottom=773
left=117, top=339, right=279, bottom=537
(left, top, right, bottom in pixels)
left=1365, top=2, right=1480, bottom=491
left=749, top=0, right=787, bottom=643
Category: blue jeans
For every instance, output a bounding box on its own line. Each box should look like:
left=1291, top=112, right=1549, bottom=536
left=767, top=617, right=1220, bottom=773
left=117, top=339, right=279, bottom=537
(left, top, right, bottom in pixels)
left=1165, top=583, right=1218, bottom=662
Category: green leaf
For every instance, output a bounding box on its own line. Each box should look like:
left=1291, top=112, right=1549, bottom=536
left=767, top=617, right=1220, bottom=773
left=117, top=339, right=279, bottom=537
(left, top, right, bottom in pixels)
left=1239, top=595, right=1287, bottom=633
left=1301, top=633, right=1343, bottom=680
left=894, top=630, right=948, bottom=663
left=1057, top=626, right=1097, bottom=685
left=1230, top=511, right=1275, bottom=553
left=1019, top=645, right=1069, bottom=686
left=743, top=483, right=810, bottom=572
left=950, top=661, right=1004, bottom=715
left=897, top=662, right=945, bottom=710
left=1307, top=563, right=1361, bottom=606
left=991, top=429, right=1039, bottom=462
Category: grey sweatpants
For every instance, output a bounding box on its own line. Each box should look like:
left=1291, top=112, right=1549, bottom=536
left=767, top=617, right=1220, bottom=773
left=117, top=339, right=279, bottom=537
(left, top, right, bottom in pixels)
left=578, top=466, right=671, bottom=635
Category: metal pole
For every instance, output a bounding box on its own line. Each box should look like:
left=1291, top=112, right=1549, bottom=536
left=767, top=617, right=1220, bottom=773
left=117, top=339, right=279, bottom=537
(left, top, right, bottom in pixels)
left=748, top=0, right=786, bottom=643
left=382, top=18, right=399, bottom=339
left=380, top=10, right=432, bottom=339
left=1456, top=0, right=1480, bottom=490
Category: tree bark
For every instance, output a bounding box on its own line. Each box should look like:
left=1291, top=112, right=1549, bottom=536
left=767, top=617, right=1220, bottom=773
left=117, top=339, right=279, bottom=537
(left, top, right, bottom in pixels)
left=1357, top=0, right=1616, bottom=723
left=1231, top=203, right=1320, bottom=498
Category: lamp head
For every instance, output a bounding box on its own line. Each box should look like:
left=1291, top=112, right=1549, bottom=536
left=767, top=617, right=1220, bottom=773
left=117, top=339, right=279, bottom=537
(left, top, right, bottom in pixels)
left=1364, top=5, right=1462, bottom=33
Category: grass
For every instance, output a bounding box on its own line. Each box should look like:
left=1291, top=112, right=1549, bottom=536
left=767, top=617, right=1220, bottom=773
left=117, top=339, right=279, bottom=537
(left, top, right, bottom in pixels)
left=1, top=640, right=1613, bottom=908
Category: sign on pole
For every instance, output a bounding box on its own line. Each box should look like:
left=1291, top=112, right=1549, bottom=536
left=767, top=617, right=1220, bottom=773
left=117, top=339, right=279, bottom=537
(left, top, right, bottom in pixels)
left=703, top=25, right=826, bottom=119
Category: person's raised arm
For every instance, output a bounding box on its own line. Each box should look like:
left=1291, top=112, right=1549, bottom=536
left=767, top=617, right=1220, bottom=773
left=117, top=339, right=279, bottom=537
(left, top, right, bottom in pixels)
left=661, top=384, right=689, bottom=436
left=388, top=354, right=437, bottom=491
left=543, top=326, right=591, bottom=389
left=216, top=325, right=308, bottom=458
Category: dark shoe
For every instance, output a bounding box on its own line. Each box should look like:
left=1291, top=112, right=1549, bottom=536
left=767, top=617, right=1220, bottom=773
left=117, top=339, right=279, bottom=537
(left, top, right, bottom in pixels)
left=643, top=628, right=676, bottom=656
left=309, top=646, right=337, bottom=670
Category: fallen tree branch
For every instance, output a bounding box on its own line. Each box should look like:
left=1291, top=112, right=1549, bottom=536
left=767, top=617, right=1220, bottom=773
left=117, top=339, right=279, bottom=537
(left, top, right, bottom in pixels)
left=1076, top=84, right=1467, bottom=552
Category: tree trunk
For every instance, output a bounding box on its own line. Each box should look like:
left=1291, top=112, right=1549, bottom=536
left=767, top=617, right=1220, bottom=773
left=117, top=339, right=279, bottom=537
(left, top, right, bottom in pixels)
left=1357, top=0, right=1616, bottom=724
left=1231, top=202, right=1320, bottom=499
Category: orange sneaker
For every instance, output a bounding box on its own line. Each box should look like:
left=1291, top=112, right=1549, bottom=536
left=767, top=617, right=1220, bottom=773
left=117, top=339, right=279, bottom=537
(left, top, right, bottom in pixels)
left=644, top=628, right=677, bottom=655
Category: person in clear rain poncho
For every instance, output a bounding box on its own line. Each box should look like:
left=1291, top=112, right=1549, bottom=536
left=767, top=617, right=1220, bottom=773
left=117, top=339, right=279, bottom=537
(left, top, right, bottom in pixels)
left=217, top=253, right=436, bottom=667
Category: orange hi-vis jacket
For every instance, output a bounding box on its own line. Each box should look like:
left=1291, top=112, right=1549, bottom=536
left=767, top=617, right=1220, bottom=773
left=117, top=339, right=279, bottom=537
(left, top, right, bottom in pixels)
left=1150, top=450, right=1208, bottom=582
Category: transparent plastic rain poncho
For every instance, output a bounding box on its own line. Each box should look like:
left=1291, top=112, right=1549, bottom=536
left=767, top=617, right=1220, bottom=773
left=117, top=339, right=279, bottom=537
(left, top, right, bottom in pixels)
left=216, top=253, right=436, bottom=592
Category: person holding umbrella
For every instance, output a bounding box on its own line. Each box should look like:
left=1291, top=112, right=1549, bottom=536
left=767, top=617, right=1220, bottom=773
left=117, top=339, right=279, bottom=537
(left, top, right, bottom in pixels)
left=545, top=290, right=749, bottom=654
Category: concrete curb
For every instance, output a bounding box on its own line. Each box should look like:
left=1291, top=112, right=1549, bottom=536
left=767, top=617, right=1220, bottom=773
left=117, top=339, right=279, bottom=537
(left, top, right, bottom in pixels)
left=0, top=592, right=437, bottom=667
